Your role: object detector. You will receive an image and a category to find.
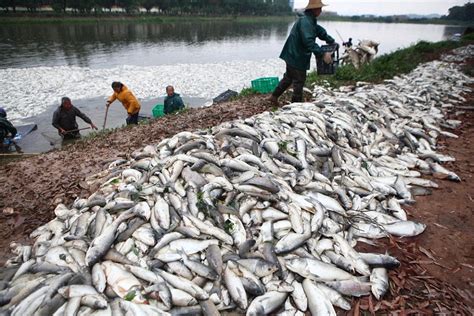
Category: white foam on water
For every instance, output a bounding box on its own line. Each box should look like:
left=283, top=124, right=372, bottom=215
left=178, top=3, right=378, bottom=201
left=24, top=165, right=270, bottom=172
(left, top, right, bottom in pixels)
left=2, top=59, right=286, bottom=122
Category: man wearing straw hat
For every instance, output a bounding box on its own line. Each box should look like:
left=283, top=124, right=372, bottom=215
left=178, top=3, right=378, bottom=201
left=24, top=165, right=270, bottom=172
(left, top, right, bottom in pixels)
left=269, top=0, right=336, bottom=105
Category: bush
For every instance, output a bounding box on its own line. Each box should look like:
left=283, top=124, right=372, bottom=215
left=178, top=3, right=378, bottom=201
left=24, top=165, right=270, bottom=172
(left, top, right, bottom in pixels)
left=238, top=87, right=258, bottom=97
left=462, top=32, right=474, bottom=41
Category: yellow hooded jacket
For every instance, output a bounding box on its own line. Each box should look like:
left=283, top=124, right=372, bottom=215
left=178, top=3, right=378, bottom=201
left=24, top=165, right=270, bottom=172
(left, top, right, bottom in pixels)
left=108, top=85, right=141, bottom=115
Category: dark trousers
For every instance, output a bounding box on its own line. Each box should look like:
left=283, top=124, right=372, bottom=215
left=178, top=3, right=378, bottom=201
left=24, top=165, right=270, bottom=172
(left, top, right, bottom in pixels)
left=61, top=132, right=80, bottom=146
left=272, top=63, right=307, bottom=103
left=126, top=113, right=139, bottom=125
left=63, top=132, right=80, bottom=140
left=0, top=136, right=8, bottom=149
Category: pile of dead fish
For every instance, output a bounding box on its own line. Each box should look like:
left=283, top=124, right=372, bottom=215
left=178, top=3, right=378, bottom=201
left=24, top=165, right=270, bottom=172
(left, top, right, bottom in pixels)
left=442, top=44, right=474, bottom=63
left=1, top=50, right=472, bottom=316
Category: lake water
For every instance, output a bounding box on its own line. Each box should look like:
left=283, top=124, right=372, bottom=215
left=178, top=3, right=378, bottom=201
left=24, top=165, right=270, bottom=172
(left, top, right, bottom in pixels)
left=0, top=19, right=465, bottom=152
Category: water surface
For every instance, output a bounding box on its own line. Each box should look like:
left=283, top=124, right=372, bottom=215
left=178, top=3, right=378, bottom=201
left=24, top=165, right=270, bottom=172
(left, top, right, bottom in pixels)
left=0, top=20, right=464, bottom=69
left=0, top=19, right=465, bottom=153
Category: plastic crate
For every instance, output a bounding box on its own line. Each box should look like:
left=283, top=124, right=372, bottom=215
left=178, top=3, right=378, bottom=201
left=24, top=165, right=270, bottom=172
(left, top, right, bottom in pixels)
left=316, top=44, right=340, bottom=75
left=152, top=104, right=164, bottom=118
left=251, top=77, right=279, bottom=94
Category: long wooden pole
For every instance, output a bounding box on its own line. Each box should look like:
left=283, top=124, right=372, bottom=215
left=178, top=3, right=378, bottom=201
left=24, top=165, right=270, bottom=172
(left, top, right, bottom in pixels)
left=63, top=127, right=92, bottom=134
left=103, top=106, right=109, bottom=130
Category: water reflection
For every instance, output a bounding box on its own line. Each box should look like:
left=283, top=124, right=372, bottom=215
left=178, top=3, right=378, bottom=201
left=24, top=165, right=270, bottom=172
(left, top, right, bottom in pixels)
left=0, top=21, right=292, bottom=68
left=0, top=20, right=465, bottom=69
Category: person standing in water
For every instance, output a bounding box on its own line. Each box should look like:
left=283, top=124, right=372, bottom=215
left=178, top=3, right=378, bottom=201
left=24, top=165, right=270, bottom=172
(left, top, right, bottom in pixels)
left=164, top=85, right=185, bottom=115
left=106, top=82, right=141, bottom=125
left=52, top=97, right=97, bottom=140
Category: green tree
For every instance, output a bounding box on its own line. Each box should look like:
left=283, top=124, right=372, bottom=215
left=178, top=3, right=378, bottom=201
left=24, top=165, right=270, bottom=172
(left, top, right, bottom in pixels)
left=96, top=0, right=116, bottom=12
left=0, top=0, right=18, bottom=12
left=446, top=3, right=474, bottom=21
left=69, top=0, right=95, bottom=13
left=141, top=0, right=157, bottom=12
left=51, top=0, right=67, bottom=13
left=155, top=0, right=170, bottom=13
left=21, top=0, right=42, bottom=12
left=0, top=0, right=292, bottom=15
left=273, top=0, right=291, bottom=12
left=118, top=0, right=139, bottom=13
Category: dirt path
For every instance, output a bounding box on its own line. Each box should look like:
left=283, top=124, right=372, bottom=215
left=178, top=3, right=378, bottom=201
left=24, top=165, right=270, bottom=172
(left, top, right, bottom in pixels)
left=410, top=110, right=474, bottom=292
left=351, top=109, right=474, bottom=314
left=0, top=61, right=472, bottom=313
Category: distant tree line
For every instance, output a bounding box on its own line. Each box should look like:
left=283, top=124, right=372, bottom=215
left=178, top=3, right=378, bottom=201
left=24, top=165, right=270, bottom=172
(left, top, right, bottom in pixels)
left=0, top=0, right=292, bottom=15
left=445, top=2, right=474, bottom=21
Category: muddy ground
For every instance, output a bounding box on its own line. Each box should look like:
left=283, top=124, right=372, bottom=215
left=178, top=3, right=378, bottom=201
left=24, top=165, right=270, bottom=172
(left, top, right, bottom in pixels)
left=0, top=64, right=473, bottom=313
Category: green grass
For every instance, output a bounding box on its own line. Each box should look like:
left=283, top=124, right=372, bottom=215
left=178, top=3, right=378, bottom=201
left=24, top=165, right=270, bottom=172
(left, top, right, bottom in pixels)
left=230, top=87, right=259, bottom=101
left=319, top=15, right=473, bottom=26
left=82, top=126, right=121, bottom=140
left=462, top=32, right=474, bottom=41
left=306, top=36, right=473, bottom=89
left=2, top=12, right=469, bottom=26
left=239, top=87, right=259, bottom=96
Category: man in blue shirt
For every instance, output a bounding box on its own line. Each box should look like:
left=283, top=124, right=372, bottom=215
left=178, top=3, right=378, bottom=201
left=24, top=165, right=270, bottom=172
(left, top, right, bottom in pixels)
left=164, top=86, right=185, bottom=115
left=269, top=0, right=335, bottom=105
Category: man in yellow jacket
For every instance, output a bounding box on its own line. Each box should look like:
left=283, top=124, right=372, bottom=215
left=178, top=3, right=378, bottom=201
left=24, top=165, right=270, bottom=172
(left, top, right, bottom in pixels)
left=106, top=81, right=141, bottom=125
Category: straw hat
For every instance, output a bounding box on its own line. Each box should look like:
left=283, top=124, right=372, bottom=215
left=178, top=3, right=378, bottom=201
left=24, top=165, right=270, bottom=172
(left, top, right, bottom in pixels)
left=306, top=0, right=327, bottom=9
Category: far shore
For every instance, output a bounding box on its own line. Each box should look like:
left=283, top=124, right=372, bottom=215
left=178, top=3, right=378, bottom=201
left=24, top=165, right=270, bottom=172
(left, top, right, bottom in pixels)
left=0, top=14, right=295, bottom=24
left=0, top=13, right=470, bottom=26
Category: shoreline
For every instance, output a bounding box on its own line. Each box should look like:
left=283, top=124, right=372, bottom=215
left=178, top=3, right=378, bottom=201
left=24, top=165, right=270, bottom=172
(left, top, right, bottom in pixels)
left=0, top=13, right=471, bottom=26
left=4, top=36, right=472, bottom=155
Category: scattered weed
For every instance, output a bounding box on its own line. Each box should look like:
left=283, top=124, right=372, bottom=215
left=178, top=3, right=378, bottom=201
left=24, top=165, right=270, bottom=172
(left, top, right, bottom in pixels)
left=238, top=87, right=259, bottom=97
left=224, top=219, right=235, bottom=234
left=278, top=141, right=289, bottom=151
left=124, top=291, right=136, bottom=301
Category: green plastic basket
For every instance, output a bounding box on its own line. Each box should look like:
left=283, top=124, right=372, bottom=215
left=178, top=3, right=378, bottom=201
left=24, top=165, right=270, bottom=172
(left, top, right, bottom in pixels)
left=152, top=104, right=164, bottom=118
left=251, top=77, right=279, bottom=94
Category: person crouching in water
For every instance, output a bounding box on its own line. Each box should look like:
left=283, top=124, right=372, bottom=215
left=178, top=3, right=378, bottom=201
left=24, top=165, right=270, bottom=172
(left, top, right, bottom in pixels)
left=269, top=0, right=336, bottom=105
left=0, top=107, right=17, bottom=149
left=164, top=85, right=185, bottom=115
left=52, top=97, right=97, bottom=140
left=106, top=81, right=141, bottom=125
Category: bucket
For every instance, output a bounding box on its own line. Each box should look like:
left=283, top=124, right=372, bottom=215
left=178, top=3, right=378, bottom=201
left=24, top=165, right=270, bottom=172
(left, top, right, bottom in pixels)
left=316, top=44, right=340, bottom=75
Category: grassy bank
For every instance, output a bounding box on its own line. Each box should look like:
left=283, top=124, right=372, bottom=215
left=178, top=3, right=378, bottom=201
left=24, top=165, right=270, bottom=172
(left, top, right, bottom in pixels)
left=234, top=35, right=473, bottom=100
left=0, top=14, right=295, bottom=25
left=319, top=15, right=472, bottom=26
left=1, top=13, right=470, bottom=26
left=306, top=34, right=474, bottom=89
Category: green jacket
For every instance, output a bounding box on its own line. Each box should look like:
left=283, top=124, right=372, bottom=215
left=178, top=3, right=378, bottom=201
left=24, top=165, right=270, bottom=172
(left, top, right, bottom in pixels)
left=280, top=12, right=335, bottom=71
left=0, top=117, right=17, bottom=140
left=164, top=93, right=185, bottom=114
